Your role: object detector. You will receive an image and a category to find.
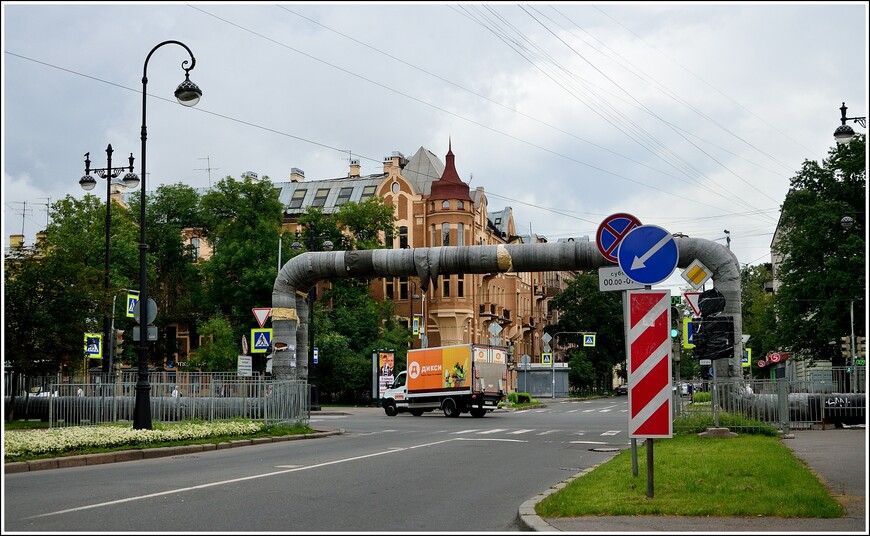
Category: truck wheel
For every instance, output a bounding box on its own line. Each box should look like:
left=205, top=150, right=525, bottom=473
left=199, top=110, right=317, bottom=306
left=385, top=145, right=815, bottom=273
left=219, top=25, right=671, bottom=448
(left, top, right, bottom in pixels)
left=384, top=401, right=398, bottom=417
left=442, top=398, right=460, bottom=418
left=410, top=409, right=425, bottom=417
left=470, top=407, right=486, bottom=418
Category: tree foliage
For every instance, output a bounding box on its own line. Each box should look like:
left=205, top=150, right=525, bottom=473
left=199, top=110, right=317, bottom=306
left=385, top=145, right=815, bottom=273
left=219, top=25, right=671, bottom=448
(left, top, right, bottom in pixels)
left=740, top=264, right=777, bottom=376
left=198, top=176, right=284, bottom=330
left=548, top=271, right=625, bottom=391
left=773, top=135, right=866, bottom=366
left=188, top=312, right=237, bottom=372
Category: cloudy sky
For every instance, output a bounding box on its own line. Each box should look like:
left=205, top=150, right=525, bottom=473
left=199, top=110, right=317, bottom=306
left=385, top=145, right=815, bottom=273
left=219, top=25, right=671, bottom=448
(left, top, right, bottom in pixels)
left=2, top=2, right=868, bottom=293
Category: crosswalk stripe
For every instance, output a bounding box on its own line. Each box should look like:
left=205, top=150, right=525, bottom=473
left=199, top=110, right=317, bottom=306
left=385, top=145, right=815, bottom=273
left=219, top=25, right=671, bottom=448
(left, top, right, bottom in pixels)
left=508, top=429, right=535, bottom=435
left=477, top=428, right=508, bottom=434
left=450, top=429, right=481, bottom=434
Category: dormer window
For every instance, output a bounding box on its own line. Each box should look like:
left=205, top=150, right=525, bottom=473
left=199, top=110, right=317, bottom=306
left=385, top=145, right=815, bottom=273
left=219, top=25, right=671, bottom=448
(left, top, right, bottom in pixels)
left=312, top=188, right=330, bottom=207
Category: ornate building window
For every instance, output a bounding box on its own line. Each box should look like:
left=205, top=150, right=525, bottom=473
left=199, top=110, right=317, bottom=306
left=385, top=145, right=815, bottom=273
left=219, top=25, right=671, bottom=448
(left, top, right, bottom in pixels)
left=442, top=223, right=450, bottom=246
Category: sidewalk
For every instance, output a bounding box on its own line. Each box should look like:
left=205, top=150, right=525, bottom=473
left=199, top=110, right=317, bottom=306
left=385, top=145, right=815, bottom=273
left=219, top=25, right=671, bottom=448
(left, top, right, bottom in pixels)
left=519, top=427, right=868, bottom=533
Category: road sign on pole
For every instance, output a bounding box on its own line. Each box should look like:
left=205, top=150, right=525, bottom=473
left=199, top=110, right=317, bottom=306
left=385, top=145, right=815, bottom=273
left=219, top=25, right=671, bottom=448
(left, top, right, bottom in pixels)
left=626, top=289, right=673, bottom=438
left=252, top=308, right=271, bottom=328
left=596, top=213, right=642, bottom=263
left=617, top=225, right=678, bottom=286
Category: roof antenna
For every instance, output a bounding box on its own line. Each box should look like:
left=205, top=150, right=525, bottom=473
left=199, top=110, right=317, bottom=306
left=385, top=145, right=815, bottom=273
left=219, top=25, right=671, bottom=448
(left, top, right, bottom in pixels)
left=195, top=156, right=220, bottom=188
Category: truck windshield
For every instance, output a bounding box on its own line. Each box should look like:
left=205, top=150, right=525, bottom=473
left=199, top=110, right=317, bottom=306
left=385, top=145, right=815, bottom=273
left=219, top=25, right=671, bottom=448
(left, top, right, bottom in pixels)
left=391, top=373, right=406, bottom=389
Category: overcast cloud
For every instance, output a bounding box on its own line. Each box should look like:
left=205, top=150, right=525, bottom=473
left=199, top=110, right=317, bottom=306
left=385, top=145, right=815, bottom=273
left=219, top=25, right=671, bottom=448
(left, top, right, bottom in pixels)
left=2, top=1, right=868, bottom=293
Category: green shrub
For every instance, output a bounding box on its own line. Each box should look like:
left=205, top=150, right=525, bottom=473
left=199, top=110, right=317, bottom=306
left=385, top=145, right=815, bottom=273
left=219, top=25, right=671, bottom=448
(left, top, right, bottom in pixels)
left=692, top=391, right=712, bottom=403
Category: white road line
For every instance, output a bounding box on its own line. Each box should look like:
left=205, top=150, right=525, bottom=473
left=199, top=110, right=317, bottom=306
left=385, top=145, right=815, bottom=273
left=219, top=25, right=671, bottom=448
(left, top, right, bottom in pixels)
left=507, top=429, right=535, bottom=435
left=536, top=430, right=561, bottom=435
left=450, top=429, right=481, bottom=434
left=27, top=438, right=459, bottom=519
left=601, top=430, right=622, bottom=436
left=570, top=440, right=608, bottom=445
left=477, top=428, right=508, bottom=434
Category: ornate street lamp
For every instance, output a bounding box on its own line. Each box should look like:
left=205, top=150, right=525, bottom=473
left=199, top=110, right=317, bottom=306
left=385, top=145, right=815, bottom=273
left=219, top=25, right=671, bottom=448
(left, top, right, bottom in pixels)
left=133, top=41, right=202, bottom=430
left=80, top=145, right=139, bottom=384
left=833, top=102, right=866, bottom=145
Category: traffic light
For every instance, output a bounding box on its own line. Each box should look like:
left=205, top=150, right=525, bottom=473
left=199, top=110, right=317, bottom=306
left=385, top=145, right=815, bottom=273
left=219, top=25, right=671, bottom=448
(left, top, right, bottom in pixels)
left=693, top=316, right=734, bottom=360
left=114, top=329, right=125, bottom=358
left=841, top=336, right=852, bottom=358
left=670, top=306, right=680, bottom=339
left=857, top=336, right=866, bottom=358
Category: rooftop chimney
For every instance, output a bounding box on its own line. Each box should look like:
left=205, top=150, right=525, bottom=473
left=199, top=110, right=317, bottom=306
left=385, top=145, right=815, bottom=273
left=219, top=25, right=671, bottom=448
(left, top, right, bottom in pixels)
left=290, top=168, right=305, bottom=182
left=349, top=159, right=361, bottom=177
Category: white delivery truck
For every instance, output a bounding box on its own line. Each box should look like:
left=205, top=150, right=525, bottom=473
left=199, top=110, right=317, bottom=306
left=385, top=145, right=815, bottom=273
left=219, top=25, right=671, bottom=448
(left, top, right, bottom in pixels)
left=382, top=344, right=508, bottom=417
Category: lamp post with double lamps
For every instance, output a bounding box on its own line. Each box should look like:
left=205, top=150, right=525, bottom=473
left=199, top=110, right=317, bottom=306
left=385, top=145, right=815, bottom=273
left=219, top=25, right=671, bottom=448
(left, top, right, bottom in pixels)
left=133, top=41, right=202, bottom=430
left=80, top=145, right=139, bottom=385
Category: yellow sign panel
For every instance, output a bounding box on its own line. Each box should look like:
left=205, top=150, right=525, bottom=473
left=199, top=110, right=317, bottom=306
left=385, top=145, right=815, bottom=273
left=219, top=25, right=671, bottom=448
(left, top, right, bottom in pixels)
left=542, top=352, right=553, bottom=366
left=682, top=318, right=695, bottom=349
left=742, top=348, right=752, bottom=368
left=681, top=259, right=711, bottom=289
left=84, top=332, right=102, bottom=358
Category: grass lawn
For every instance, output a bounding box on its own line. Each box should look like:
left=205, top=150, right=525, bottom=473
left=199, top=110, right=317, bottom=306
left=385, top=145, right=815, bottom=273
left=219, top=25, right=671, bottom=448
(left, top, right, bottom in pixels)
left=535, top=433, right=843, bottom=519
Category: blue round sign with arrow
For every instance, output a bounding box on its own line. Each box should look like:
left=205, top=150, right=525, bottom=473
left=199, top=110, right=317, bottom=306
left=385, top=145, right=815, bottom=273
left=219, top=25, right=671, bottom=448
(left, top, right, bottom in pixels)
left=617, top=224, right=679, bottom=285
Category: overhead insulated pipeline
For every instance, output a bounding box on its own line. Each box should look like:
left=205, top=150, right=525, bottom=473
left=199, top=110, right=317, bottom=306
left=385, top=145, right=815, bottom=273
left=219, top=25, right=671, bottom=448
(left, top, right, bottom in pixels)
left=271, top=237, right=741, bottom=383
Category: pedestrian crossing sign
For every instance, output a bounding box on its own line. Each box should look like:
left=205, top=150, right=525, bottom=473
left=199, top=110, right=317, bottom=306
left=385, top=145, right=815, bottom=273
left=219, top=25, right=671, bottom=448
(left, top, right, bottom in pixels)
left=126, top=292, right=139, bottom=318
left=251, top=328, right=272, bottom=353
left=542, top=352, right=553, bottom=366
left=583, top=334, right=596, bottom=347
left=84, top=332, right=102, bottom=358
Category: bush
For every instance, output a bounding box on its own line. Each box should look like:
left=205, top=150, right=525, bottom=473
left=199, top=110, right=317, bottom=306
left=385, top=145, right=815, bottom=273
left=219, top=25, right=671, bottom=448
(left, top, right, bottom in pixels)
left=692, top=391, right=712, bottom=404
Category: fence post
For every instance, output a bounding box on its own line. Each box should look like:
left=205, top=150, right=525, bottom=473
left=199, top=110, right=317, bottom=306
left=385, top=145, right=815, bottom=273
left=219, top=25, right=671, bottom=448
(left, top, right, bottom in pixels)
left=777, top=371, right=789, bottom=435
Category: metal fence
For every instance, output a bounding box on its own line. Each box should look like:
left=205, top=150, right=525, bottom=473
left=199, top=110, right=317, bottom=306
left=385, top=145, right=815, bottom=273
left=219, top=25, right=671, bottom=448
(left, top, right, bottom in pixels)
left=674, top=367, right=866, bottom=434
left=4, top=373, right=309, bottom=428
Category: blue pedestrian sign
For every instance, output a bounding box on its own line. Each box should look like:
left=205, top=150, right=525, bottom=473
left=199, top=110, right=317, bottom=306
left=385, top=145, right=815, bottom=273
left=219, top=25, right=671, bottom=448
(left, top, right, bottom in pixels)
left=583, top=334, right=596, bottom=347
left=126, top=292, right=139, bottom=318
left=617, top=224, right=679, bottom=286
left=251, top=328, right=273, bottom=354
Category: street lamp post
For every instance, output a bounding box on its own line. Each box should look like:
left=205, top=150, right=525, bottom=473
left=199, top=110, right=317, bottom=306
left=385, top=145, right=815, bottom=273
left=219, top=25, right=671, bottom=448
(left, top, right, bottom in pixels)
left=80, top=145, right=139, bottom=384
left=834, top=102, right=866, bottom=144
left=133, top=41, right=202, bottom=430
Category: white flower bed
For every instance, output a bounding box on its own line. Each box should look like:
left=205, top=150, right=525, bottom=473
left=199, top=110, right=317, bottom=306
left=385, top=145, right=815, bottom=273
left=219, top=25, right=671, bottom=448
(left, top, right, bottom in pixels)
left=4, top=421, right=265, bottom=461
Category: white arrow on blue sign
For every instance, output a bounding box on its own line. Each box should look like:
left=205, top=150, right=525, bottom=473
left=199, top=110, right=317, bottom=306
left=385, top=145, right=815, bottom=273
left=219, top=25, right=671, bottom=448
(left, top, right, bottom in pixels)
left=617, top=224, right=679, bottom=286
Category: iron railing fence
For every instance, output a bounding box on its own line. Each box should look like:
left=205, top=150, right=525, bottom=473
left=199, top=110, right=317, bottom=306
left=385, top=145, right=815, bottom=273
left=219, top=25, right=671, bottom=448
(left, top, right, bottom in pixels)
left=4, top=374, right=309, bottom=428
left=674, top=367, right=865, bottom=434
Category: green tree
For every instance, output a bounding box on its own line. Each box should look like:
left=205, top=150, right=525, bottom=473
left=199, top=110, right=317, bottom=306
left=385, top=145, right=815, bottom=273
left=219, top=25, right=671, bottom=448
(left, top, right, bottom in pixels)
left=773, top=135, right=866, bottom=366
left=198, top=176, right=284, bottom=332
left=134, top=184, right=205, bottom=365
left=548, top=271, right=625, bottom=392
left=740, top=264, right=777, bottom=377
left=188, top=312, right=237, bottom=372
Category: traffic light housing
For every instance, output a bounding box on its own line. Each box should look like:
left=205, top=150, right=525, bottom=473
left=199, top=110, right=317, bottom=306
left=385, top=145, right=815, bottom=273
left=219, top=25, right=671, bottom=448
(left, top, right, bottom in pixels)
left=693, top=316, right=734, bottom=360
left=841, top=336, right=852, bottom=358
left=670, top=306, right=681, bottom=339
left=114, top=329, right=125, bottom=358
left=857, top=336, right=866, bottom=358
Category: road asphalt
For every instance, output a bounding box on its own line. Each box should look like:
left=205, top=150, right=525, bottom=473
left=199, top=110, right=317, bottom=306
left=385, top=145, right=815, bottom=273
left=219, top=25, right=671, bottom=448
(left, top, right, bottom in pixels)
left=518, top=425, right=868, bottom=533
left=5, top=407, right=867, bottom=533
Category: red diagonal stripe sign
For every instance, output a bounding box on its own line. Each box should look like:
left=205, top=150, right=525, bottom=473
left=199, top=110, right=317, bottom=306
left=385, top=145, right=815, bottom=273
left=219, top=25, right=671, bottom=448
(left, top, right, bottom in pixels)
left=627, top=289, right=673, bottom=438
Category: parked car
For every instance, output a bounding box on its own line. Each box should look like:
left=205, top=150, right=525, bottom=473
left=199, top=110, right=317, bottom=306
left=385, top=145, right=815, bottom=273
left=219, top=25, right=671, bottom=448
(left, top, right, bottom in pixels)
left=615, top=384, right=628, bottom=395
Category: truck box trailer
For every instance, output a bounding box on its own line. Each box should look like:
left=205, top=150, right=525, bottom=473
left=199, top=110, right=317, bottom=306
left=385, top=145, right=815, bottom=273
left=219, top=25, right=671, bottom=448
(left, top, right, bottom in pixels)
left=382, top=344, right=508, bottom=417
